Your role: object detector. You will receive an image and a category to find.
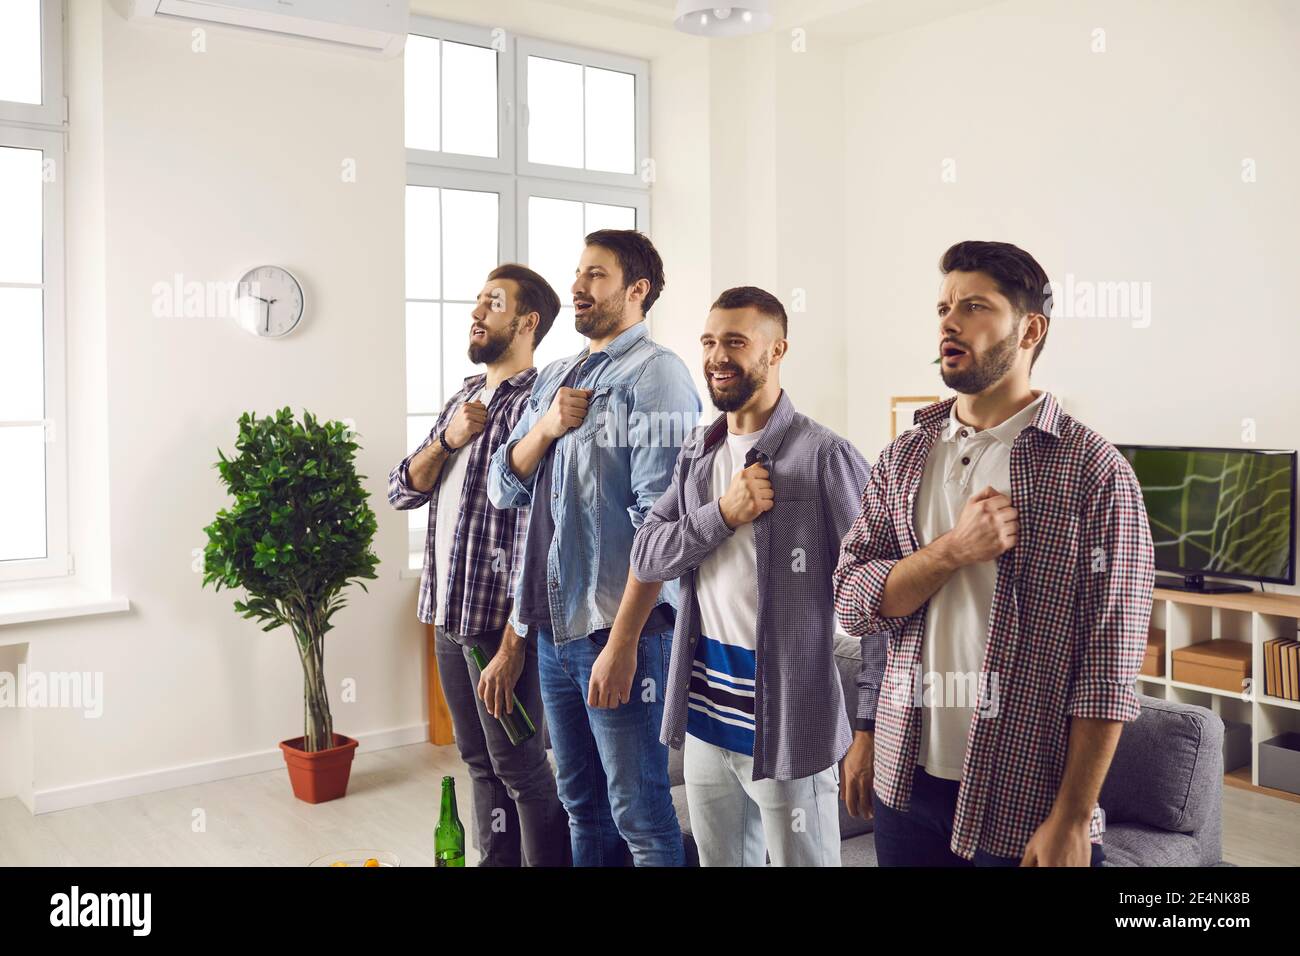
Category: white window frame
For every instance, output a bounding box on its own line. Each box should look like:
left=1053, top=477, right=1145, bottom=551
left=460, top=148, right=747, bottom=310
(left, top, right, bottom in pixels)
left=403, top=166, right=516, bottom=562
left=515, top=36, right=650, bottom=191
left=0, top=125, right=70, bottom=583
left=402, top=18, right=651, bottom=571
left=406, top=17, right=516, bottom=175
left=0, top=0, right=66, bottom=129
left=516, top=177, right=651, bottom=267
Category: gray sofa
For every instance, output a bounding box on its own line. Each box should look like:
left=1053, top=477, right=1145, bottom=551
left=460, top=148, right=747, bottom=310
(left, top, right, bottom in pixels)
left=668, top=634, right=1226, bottom=866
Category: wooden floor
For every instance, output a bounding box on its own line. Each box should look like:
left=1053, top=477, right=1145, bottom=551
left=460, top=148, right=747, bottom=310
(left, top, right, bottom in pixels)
left=0, top=743, right=1297, bottom=866
left=0, top=743, right=480, bottom=868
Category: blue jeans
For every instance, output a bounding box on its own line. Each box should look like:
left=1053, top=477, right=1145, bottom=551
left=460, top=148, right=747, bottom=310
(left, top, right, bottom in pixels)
left=873, top=765, right=1105, bottom=867
left=536, top=626, right=685, bottom=867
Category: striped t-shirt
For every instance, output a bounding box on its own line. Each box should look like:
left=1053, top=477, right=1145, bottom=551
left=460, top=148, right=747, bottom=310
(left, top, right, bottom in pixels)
left=686, top=426, right=764, bottom=755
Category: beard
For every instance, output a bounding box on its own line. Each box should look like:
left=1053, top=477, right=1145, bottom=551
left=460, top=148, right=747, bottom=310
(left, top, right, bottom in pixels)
left=940, top=325, right=1020, bottom=394
left=707, top=360, right=768, bottom=412
left=468, top=315, right=520, bottom=365
left=574, top=293, right=626, bottom=340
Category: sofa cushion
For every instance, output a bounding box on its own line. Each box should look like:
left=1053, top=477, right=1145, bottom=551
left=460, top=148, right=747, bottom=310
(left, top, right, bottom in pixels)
left=1099, top=695, right=1223, bottom=835
left=1099, top=823, right=1203, bottom=867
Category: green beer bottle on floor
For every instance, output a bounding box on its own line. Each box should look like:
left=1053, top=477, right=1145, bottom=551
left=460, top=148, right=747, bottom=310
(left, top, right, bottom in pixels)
left=435, top=776, right=465, bottom=867
left=468, top=645, right=537, bottom=746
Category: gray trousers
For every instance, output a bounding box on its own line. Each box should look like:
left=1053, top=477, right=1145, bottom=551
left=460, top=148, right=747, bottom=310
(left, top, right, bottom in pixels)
left=434, top=625, right=569, bottom=866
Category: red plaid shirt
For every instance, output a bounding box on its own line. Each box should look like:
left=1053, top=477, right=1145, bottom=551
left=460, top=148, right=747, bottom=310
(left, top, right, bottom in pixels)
left=833, top=392, right=1154, bottom=860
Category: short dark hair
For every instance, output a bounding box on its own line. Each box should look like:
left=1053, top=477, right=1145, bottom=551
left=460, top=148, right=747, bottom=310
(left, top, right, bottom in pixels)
left=939, top=240, right=1051, bottom=365
left=488, top=263, right=560, bottom=348
left=710, top=286, right=788, bottom=337
left=584, top=229, right=666, bottom=315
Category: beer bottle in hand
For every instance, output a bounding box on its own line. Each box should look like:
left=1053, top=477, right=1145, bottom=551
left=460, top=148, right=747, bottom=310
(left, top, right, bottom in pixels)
left=469, top=645, right=537, bottom=746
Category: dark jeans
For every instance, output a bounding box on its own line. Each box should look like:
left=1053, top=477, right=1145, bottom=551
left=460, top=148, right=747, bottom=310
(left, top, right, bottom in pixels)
left=873, top=765, right=1105, bottom=867
left=536, top=627, right=685, bottom=867
left=434, top=626, right=569, bottom=867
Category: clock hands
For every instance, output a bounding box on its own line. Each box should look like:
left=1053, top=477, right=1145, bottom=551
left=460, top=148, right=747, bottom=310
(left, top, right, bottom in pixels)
left=249, top=295, right=278, bottom=333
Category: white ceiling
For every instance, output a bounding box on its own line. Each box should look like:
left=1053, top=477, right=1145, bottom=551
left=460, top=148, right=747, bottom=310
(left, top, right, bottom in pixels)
left=540, top=0, right=1005, bottom=39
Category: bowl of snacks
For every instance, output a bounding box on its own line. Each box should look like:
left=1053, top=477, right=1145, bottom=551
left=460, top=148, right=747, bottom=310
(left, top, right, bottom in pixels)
left=309, top=849, right=400, bottom=868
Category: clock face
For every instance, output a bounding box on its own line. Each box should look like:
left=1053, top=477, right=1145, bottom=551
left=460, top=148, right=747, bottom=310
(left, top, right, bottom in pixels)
left=235, top=265, right=305, bottom=338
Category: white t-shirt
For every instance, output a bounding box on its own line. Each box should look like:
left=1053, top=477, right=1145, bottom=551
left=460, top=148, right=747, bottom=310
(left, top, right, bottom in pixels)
left=433, top=384, right=494, bottom=628
left=914, top=393, right=1044, bottom=780
left=688, top=427, right=765, bottom=754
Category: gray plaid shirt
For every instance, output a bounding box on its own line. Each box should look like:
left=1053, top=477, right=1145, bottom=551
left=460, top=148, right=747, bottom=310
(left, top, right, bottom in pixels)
left=631, top=390, right=886, bottom=781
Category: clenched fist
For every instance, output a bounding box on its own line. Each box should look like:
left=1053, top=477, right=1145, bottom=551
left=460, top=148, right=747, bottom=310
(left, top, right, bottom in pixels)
left=541, top=387, right=592, bottom=440
left=444, top=400, right=487, bottom=449
left=944, top=485, right=1018, bottom=565
left=719, top=463, right=774, bottom=529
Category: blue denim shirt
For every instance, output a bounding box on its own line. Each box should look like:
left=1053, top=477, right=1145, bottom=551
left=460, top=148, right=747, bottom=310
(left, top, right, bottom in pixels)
left=488, top=322, right=703, bottom=645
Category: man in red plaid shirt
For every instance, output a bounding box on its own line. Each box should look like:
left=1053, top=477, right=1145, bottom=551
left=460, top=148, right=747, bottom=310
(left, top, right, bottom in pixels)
left=833, top=241, right=1154, bottom=866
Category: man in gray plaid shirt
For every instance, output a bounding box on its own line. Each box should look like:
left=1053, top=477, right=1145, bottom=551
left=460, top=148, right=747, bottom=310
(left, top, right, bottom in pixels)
left=389, top=264, right=568, bottom=867
left=631, top=286, right=882, bottom=866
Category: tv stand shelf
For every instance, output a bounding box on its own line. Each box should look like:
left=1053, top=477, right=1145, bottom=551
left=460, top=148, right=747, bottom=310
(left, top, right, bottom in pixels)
left=1140, top=588, right=1300, bottom=794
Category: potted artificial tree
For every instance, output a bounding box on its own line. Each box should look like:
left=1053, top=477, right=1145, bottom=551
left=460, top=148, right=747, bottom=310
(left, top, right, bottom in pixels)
left=202, top=407, right=379, bottom=803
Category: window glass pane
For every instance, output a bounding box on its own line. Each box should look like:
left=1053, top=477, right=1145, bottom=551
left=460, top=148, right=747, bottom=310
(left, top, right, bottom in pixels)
left=442, top=302, right=481, bottom=403
left=405, top=34, right=440, bottom=152
left=584, top=201, right=636, bottom=234
left=0, top=425, right=46, bottom=562
left=0, top=145, right=44, bottom=284
left=0, top=1, right=42, bottom=106
left=584, top=67, right=635, bottom=174
left=527, top=195, right=583, bottom=313
left=441, top=41, right=497, bottom=158
left=440, top=188, right=498, bottom=301
left=405, top=302, right=440, bottom=414
left=405, top=415, right=436, bottom=539
left=0, top=288, right=44, bottom=422
left=405, top=185, right=440, bottom=300
left=527, top=56, right=583, bottom=169
left=536, top=306, right=583, bottom=370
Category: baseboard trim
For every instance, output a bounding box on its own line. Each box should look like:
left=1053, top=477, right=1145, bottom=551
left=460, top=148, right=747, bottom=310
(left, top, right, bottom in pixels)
left=30, top=722, right=430, bottom=815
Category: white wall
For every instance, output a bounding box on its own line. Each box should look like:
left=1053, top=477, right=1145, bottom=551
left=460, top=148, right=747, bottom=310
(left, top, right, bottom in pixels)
left=706, top=29, right=849, bottom=433
left=841, top=0, right=1300, bottom=594
left=21, top=0, right=417, bottom=804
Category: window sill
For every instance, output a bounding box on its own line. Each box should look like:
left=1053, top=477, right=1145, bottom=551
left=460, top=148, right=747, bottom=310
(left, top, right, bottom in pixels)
left=0, top=580, right=131, bottom=629
left=399, top=567, right=422, bottom=580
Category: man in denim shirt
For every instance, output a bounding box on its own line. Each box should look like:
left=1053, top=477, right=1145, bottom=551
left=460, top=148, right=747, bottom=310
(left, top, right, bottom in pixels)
left=488, top=230, right=702, bottom=866
left=631, top=287, right=881, bottom=866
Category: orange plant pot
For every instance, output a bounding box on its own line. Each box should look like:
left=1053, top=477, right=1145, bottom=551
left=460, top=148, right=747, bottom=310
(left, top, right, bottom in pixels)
left=279, top=733, right=359, bottom=804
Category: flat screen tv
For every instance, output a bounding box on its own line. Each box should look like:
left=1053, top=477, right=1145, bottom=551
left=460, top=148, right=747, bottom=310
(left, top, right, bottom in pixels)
left=1116, top=445, right=1296, bottom=592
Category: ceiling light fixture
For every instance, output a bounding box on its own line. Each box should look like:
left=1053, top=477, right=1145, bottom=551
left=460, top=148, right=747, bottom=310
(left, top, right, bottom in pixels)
left=673, top=1, right=773, bottom=37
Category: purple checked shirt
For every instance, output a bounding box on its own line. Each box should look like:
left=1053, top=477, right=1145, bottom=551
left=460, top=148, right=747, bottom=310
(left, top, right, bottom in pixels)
left=833, top=392, right=1155, bottom=860
left=388, top=368, right=536, bottom=635
left=631, top=391, right=886, bottom=782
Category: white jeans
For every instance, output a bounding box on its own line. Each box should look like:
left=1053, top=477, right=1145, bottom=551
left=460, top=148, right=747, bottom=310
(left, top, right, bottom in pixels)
left=683, top=735, right=842, bottom=867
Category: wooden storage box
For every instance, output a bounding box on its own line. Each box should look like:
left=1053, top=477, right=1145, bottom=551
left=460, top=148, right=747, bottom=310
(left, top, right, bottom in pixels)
left=1141, top=627, right=1166, bottom=677
left=1171, top=639, right=1252, bottom=693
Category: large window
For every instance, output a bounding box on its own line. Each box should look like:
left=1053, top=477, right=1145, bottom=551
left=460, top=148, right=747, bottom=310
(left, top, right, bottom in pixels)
left=1, top=0, right=68, bottom=583
left=403, top=18, right=650, bottom=566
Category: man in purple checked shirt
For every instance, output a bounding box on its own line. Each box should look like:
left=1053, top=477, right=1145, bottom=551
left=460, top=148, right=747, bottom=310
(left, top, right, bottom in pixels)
left=632, top=285, right=883, bottom=866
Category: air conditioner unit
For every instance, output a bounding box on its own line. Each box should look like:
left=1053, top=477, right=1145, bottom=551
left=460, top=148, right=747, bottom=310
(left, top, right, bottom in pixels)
left=127, top=0, right=409, bottom=58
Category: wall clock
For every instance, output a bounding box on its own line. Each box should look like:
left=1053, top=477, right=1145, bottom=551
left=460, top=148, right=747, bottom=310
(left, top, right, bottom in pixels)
left=235, top=265, right=306, bottom=338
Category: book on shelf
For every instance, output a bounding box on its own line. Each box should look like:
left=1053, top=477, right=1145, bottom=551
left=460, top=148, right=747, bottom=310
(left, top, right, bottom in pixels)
left=1265, top=638, right=1300, bottom=701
